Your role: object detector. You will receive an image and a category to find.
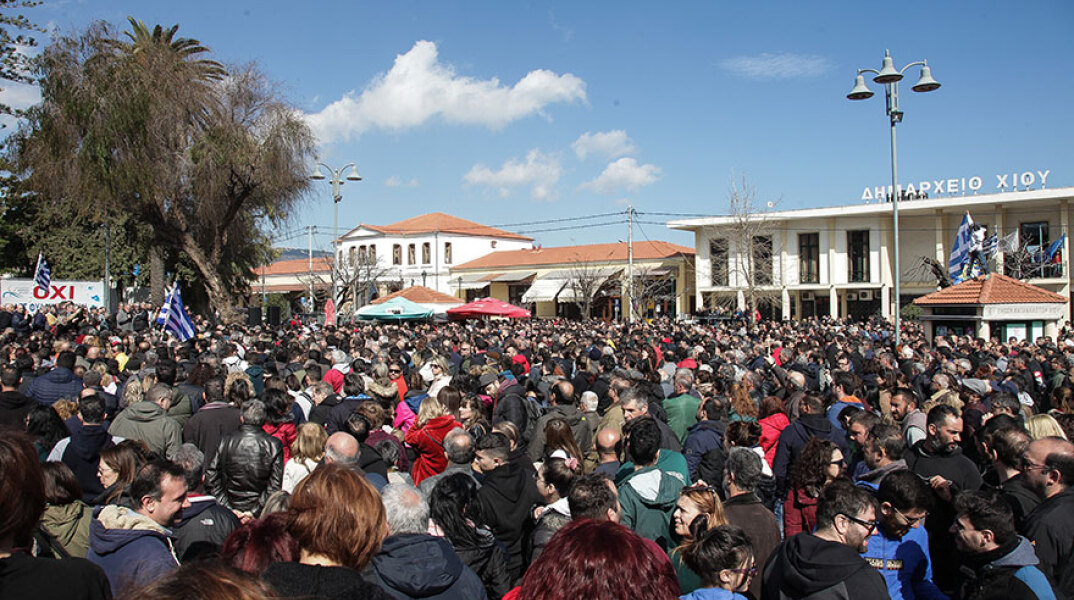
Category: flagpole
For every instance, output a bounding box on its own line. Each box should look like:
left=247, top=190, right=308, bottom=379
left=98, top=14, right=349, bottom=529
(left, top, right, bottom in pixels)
left=159, top=278, right=177, bottom=337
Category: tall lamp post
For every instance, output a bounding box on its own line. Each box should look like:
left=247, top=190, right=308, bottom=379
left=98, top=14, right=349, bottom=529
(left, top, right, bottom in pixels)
left=847, top=50, right=940, bottom=347
left=310, top=162, right=362, bottom=308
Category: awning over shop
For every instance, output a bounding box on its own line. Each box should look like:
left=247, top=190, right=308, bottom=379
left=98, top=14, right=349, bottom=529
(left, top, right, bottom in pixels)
left=485, top=271, right=536, bottom=282
left=557, top=268, right=622, bottom=302
left=455, top=273, right=492, bottom=290
left=522, top=277, right=568, bottom=303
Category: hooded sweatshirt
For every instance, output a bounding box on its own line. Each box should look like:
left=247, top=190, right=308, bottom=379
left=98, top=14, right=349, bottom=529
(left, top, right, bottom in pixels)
left=475, top=460, right=541, bottom=579
left=86, top=505, right=178, bottom=595
left=370, top=533, right=488, bottom=599
left=51, top=423, right=118, bottom=501
left=617, top=464, right=686, bottom=552
left=40, top=501, right=94, bottom=558
left=762, top=533, right=889, bottom=600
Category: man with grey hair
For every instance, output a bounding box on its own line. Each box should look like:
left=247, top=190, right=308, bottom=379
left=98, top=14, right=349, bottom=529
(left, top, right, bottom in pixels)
left=370, top=484, right=488, bottom=599
left=418, top=428, right=477, bottom=498
left=621, top=388, right=681, bottom=452
left=205, top=399, right=283, bottom=519
left=723, top=447, right=780, bottom=600
left=109, top=382, right=182, bottom=458
left=663, top=368, right=700, bottom=444
left=171, top=443, right=240, bottom=561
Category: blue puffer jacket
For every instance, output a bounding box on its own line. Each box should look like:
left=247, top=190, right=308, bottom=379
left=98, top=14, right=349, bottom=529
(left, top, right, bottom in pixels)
left=27, top=366, right=83, bottom=405
left=85, top=505, right=178, bottom=596
left=370, top=533, right=488, bottom=599
left=860, top=522, right=946, bottom=600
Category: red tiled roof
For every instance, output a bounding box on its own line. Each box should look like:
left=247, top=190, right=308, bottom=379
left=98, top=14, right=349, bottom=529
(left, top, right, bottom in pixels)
left=914, top=274, right=1066, bottom=305
left=451, top=241, right=694, bottom=271
left=257, top=257, right=331, bottom=277
left=360, top=213, right=532, bottom=241
left=371, top=286, right=463, bottom=305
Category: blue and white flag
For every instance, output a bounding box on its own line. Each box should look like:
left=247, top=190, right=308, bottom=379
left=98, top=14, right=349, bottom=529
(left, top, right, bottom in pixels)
left=982, top=233, right=999, bottom=258
left=948, top=213, right=974, bottom=283
left=34, top=253, right=51, bottom=291
left=164, top=284, right=196, bottom=342
left=157, top=283, right=176, bottom=325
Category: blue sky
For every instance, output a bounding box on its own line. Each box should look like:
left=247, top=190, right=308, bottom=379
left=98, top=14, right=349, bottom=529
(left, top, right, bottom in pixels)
left=9, top=0, right=1074, bottom=252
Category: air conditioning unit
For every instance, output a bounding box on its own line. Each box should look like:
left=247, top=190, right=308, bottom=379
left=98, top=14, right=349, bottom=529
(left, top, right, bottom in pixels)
left=801, top=291, right=814, bottom=301
left=859, top=290, right=873, bottom=301
left=847, top=291, right=858, bottom=301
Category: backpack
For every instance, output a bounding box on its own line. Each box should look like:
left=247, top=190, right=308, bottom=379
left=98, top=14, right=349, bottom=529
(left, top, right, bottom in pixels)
left=521, top=395, right=545, bottom=445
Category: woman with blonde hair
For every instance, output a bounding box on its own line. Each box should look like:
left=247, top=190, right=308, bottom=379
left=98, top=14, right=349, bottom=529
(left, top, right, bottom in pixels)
left=671, top=484, right=729, bottom=594
left=426, top=356, right=452, bottom=401
left=282, top=423, right=327, bottom=494
left=404, top=392, right=462, bottom=485
left=1026, top=413, right=1068, bottom=440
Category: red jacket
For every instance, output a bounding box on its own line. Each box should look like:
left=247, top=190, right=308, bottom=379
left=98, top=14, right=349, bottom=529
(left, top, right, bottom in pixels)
left=759, top=412, right=790, bottom=468
left=263, top=422, right=297, bottom=462
left=783, top=486, right=820, bottom=537
left=405, top=415, right=461, bottom=485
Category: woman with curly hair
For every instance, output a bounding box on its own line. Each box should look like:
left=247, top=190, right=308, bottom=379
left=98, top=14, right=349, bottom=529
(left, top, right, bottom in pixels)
left=728, top=383, right=758, bottom=423
left=784, top=438, right=844, bottom=537
left=671, top=484, right=728, bottom=594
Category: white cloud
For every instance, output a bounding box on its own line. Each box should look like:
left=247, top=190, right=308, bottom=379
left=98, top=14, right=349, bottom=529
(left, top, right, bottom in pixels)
left=463, top=149, right=562, bottom=201
left=581, top=157, right=661, bottom=194
left=720, top=52, right=831, bottom=80
left=385, top=176, right=419, bottom=188
left=571, top=130, right=637, bottom=161
left=306, top=41, right=587, bottom=143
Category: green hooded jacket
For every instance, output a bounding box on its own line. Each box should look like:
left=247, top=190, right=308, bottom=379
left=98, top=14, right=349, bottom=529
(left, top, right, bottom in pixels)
left=617, top=463, right=685, bottom=552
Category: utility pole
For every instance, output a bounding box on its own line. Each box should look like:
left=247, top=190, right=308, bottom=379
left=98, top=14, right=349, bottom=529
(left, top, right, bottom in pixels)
left=308, top=225, right=314, bottom=311
left=627, top=204, right=634, bottom=324
left=104, top=220, right=112, bottom=314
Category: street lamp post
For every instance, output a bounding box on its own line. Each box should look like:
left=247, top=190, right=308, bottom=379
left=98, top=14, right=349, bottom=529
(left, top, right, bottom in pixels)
left=847, top=50, right=940, bottom=347
left=310, top=162, right=362, bottom=309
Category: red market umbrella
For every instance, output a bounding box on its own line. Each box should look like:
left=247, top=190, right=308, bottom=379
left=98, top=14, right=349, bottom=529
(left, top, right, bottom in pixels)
left=447, top=297, right=531, bottom=319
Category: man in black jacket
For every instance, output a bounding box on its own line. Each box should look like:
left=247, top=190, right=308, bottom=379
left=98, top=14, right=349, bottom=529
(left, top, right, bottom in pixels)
left=906, top=403, right=984, bottom=596
left=205, top=400, right=283, bottom=519
left=762, top=480, right=889, bottom=600
left=527, top=380, right=590, bottom=461
left=1021, top=436, right=1074, bottom=599
left=49, top=395, right=120, bottom=501
left=171, top=443, right=240, bottom=561
left=483, top=372, right=528, bottom=440
left=473, top=432, right=539, bottom=582
left=0, top=364, right=34, bottom=428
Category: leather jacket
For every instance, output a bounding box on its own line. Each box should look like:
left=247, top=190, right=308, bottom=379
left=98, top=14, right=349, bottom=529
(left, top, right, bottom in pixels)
left=205, top=424, right=283, bottom=514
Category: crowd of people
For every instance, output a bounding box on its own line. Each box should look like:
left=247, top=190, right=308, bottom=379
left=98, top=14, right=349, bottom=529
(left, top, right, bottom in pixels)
left=0, top=299, right=1072, bottom=600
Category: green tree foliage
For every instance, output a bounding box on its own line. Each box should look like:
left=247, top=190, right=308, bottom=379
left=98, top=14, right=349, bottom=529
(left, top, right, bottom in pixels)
left=7, top=18, right=315, bottom=322
left=0, top=0, right=43, bottom=118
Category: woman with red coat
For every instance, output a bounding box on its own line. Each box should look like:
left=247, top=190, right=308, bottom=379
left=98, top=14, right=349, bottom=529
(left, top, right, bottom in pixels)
left=783, top=438, right=844, bottom=537
left=261, top=389, right=298, bottom=463
left=758, top=396, right=790, bottom=469
left=405, top=390, right=462, bottom=486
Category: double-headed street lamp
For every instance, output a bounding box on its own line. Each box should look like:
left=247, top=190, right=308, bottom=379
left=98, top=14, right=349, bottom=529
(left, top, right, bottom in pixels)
left=847, top=50, right=940, bottom=347
left=310, top=162, right=362, bottom=307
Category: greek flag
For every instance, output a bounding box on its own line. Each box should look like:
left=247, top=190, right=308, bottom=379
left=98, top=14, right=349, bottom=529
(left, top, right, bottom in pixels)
left=157, top=283, right=175, bottom=325
left=982, top=233, right=999, bottom=258
left=164, top=284, right=196, bottom=342
left=948, top=213, right=974, bottom=283
left=34, top=253, right=51, bottom=291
